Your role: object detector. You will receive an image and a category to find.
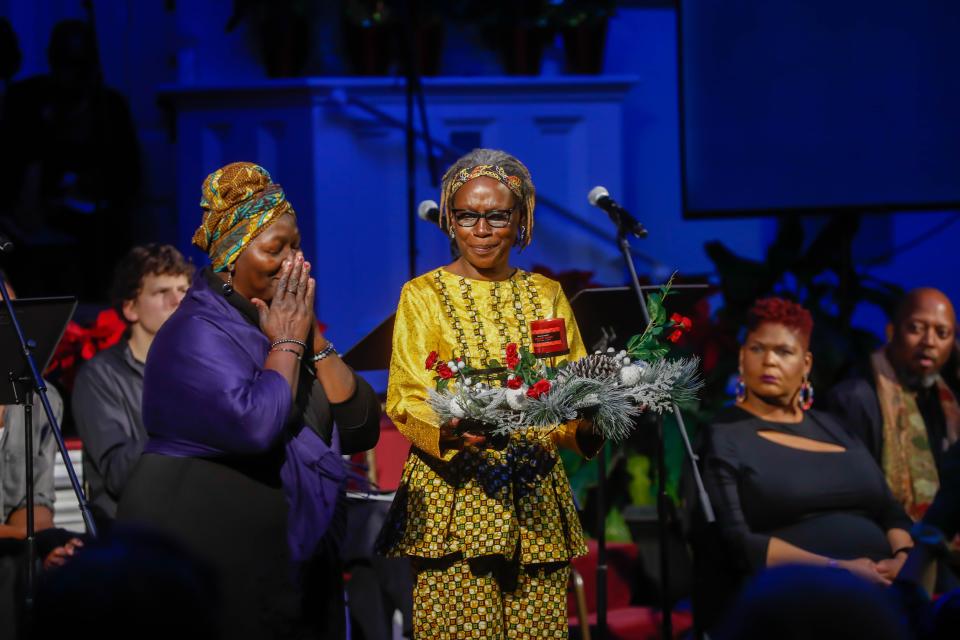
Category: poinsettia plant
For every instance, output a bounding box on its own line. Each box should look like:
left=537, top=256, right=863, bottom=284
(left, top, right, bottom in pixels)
left=45, top=308, right=127, bottom=391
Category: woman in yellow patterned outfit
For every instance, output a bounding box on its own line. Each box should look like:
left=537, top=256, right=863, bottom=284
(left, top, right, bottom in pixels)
left=376, top=149, right=602, bottom=639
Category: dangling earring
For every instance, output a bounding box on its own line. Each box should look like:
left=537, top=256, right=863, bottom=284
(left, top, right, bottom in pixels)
left=448, top=225, right=455, bottom=240
left=516, top=225, right=527, bottom=247
left=222, top=269, right=234, bottom=296
left=734, top=375, right=747, bottom=403
left=799, top=377, right=814, bottom=411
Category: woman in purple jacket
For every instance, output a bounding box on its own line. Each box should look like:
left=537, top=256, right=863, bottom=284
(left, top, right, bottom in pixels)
left=118, top=162, right=380, bottom=640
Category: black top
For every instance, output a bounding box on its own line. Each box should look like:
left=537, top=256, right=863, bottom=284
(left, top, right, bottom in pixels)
left=826, top=375, right=953, bottom=474
left=72, top=339, right=146, bottom=523
left=703, top=406, right=912, bottom=573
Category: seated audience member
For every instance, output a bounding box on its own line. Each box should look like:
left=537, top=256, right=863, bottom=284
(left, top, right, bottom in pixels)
left=826, top=288, right=958, bottom=521
left=715, top=565, right=911, bottom=640
left=32, top=525, right=220, bottom=640
left=0, top=273, right=64, bottom=633
left=703, top=298, right=913, bottom=592
left=72, top=244, right=192, bottom=528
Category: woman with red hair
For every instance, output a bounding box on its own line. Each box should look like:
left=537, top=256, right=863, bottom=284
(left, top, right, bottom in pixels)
left=702, top=298, right=913, bottom=588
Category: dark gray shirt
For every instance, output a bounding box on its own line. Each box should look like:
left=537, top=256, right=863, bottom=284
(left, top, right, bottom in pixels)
left=0, top=385, right=61, bottom=521
left=72, top=339, right=145, bottom=521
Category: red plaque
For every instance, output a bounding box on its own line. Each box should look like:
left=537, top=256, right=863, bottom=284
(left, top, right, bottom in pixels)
left=530, top=318, right=569, bottom=358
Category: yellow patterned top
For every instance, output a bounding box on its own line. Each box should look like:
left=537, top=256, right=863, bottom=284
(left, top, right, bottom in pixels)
left=376, top=267, right=590, bottom=564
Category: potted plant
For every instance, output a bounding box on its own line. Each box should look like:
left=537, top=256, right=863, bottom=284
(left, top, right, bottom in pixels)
left=227, top=0, right=313, bottom=78
left=549, top=0, right=615, bottom=74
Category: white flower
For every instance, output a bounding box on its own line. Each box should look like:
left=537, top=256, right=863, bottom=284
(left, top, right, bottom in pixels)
left=447, top=361, right=457, bottom=370
left=463, top=378, right=473, bottom=386
left=619, top=365, right=642, bottom=387
left=448, top=396, right=467, bottom=418
left=507, top=373, right=516, bottom=380
left=506, top=387, right=528, bottom=410
left=622, top=357, right=631, bottom=365
left=457, top=361, right=466, bottom=371
left=606, top=347, right=615, bottom=353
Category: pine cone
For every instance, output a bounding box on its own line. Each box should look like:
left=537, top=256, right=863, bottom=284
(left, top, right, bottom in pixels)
left=559, top=353, right=622, bottom=381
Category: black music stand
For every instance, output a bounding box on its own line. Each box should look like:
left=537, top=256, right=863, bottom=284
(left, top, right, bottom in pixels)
left=569, top=284, right=713, bottom=640
left=0, top=295, right=98, bottom=611
left=343, top=314, right=396, bottom=372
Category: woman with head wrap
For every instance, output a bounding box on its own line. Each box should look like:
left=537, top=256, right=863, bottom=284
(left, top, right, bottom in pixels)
left=375, top=149, right=603, bottom=639
left=117, top=162, right=380, bottom=639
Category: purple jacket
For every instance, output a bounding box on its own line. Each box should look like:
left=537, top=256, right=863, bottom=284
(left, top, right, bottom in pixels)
left=142, top=270, right=344, bottom=564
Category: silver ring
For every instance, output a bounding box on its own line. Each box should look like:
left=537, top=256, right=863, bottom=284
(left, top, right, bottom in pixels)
left=287, top=287, right=297, bottom=293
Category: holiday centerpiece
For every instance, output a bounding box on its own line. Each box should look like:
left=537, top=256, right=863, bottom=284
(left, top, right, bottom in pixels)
left=426, top=277, right=702, bottom=441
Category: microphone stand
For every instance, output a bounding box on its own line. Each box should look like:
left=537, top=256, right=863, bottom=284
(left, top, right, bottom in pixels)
left=597, top=216, right=714, bottom=640
left=0, top=271, right=98, bottom=617
left=401, top=0, right=439, bottom=279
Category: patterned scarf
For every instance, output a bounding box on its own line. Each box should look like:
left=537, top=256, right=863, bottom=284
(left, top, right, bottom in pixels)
left=192, top=162, right=295, bottom=272
left=439, top=164, right=535, bottom=248
left=872, top=349, right=960, bottom=519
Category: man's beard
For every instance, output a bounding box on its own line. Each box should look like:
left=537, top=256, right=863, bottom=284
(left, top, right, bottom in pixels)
left=896, top=368, right=939, bottom=390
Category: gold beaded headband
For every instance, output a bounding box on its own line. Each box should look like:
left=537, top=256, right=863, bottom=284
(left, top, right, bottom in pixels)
left=439, top=164, right=535, bottom=248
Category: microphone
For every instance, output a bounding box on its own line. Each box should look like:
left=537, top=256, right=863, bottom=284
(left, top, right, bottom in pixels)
left=418, top=199, right=440, bottom=226
left=588, top=186, right=648, bottom=238
left=0, top=233, right=13, bottom=252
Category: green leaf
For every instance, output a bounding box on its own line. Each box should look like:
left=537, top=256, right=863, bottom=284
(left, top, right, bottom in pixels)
left=556, top=360, right=570, bottom=370
left=647, top=294, right=666, bottom=325
left=627, top=334, right=642, bottom=350
left=486, top=359, right=502, bottom=369
left=437, top=378, right=449, bottom=392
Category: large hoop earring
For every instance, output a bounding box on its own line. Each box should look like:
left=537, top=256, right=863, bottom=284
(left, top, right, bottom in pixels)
left=735, top=375, right=746, bottom=403
left=222, top=269, right=234, bottom=297
left=799, top=377, right=814, bottom=411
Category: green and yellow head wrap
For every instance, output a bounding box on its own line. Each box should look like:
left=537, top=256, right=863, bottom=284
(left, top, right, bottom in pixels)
left=439, top=163, right=535, bottom=248
left=192, top=162, right=295, bottom=272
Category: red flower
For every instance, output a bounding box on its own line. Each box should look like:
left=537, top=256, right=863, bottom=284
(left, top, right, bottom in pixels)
left=506, top=376, right=523, bottom=390
left=667, top=330, right=683, bottom=343
left=505, top=343, right=518, bottom=358
left=436, top=362, right=454, bottom=379
left=425, top=351, right=439, bottom=370
left=526, top=379, right=551, bottom=399
left=670, top=312, right=693, bottom=332
left=506, top=354, right=520, bottom=369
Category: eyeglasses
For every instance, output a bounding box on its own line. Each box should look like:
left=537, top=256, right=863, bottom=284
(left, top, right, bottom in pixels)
left=451, top=208, right=515, bottom=228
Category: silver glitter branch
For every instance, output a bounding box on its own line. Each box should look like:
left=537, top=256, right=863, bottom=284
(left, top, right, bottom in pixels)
left=427, top=356, right=703, bottom=442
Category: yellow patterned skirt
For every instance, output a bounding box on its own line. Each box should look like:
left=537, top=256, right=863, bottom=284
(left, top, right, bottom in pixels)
left=375, top=431, right=586, bottom=637
left=413, top=557, right=570, bottom=639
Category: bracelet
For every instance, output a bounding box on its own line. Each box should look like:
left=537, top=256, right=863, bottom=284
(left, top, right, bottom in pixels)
left=892, top=546, right=914, bottom=557
left=271, top=338, right=308, bottom=350
left=270, top=347, right=303, bottom=361
left=311, top=342, right=337, bottom=363
left=826, top=558, right=840, bottom=569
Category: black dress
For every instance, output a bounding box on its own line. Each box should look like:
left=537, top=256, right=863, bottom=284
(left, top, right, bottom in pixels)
left=703, top=406, right=912, bottom=574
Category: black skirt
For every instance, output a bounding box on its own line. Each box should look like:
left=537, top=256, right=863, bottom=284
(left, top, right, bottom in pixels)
left=117, top=452, right=345, bottom=640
